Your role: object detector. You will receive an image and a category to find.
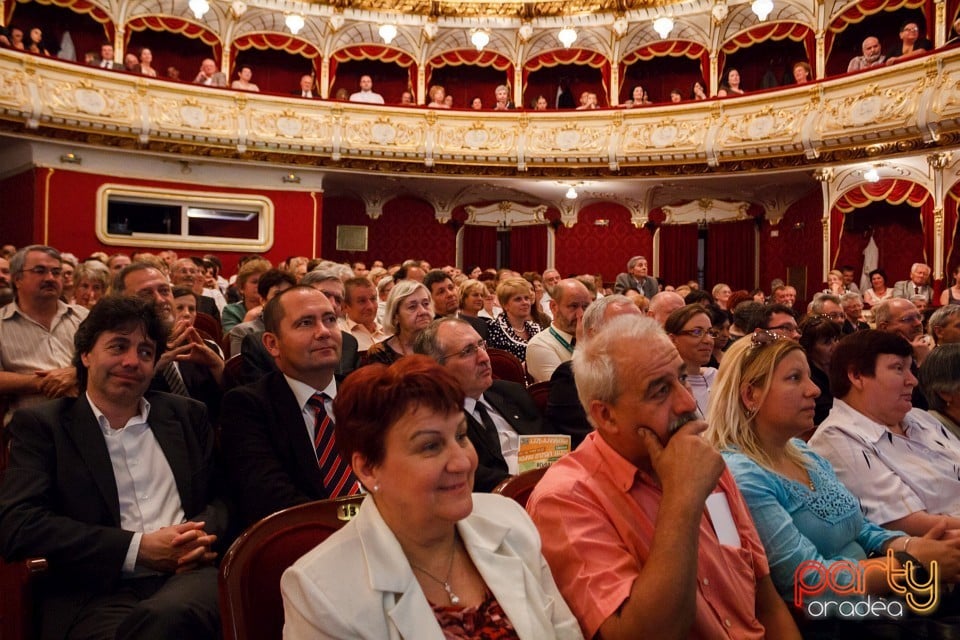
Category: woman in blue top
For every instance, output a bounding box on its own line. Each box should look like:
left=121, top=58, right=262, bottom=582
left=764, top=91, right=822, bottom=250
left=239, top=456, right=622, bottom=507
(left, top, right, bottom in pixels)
left=704, top=333, right=960, bottom=618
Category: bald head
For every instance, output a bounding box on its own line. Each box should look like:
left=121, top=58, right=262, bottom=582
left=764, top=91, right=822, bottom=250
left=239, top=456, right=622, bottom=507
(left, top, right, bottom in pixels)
left=647, top=291, right=685, bottom=326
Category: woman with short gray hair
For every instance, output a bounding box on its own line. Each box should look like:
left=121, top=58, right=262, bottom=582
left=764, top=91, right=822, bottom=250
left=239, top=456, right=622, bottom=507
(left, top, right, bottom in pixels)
left=919, top=343, right=960, bottom=439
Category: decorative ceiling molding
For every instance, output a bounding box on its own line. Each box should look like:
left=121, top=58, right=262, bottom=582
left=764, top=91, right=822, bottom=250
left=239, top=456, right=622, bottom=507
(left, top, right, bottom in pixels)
left=464, top=201, right=548, bottom=226
left=661, top=198, right=750, bottom=225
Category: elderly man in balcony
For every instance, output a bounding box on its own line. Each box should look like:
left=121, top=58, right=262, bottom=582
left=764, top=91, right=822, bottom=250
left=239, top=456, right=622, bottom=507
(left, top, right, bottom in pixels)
left=193, top=58, right=226, bottom=87
left=847, top=36, right=886, bottom=72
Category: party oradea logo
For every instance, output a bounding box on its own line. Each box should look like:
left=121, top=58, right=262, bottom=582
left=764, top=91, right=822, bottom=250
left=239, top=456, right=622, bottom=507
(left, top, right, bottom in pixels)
left=794, top=550, right=939, bottom=619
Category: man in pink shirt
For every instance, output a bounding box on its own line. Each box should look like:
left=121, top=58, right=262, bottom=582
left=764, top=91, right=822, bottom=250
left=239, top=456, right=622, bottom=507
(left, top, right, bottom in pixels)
left=527, top=315, right=800, bottom=639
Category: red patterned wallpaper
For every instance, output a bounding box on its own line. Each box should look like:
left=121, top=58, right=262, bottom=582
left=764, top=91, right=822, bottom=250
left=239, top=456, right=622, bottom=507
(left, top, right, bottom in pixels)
left=554, top=202, right=653, bottom=282
left=833, top=201, right=925, bottom=288
left=758, top=188, right=823, bottom=306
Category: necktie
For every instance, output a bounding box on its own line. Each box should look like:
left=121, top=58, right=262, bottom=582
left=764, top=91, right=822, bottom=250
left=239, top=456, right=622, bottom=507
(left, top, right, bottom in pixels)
left=474, top=401, right=502, bottom=453
left=161, top=363, right=190, bottom=397
left=307, top=393, right=359, bottom=497
left=101, top=60, right=108, bottom=68
left=915, top=286, right=921, bottom=295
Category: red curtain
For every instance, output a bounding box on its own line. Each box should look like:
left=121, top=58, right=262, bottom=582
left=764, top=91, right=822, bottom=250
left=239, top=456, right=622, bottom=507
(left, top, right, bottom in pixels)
left=658, top=224, right=699, bottom=286
left=718, top=22, right=814, bottom=78
left=125, top=16, right=222, bottom=63
left=619, top=41, right=709, bottom=99
left=706, top=219, right=756, bottom=290
left=824, top=0, right=926, bottom=60
left=508, top=225, right=547, bottom=274
left=329, top=45, right=417, bottom=97
left=522, top=49, right=611, bottom=105
left=462, top=225, right=498, bottom=270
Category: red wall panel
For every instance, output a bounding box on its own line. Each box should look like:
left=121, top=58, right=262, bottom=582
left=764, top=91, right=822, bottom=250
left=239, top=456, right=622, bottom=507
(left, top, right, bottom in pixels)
left=0, top=169, right=38, bottom=247
left=555, top=202, right=653, bottom=282
left=758, top=188, right=823, bottom=306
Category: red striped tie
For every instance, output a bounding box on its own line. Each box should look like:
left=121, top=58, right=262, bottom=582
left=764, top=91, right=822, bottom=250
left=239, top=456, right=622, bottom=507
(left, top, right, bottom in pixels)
left=308, top=393, right=360, bottom=498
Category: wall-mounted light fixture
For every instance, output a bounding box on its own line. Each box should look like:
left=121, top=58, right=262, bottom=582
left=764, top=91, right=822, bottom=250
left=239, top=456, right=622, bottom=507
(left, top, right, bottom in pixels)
left=751, top=0, right=773, bottom=20
left=653, top=17, right=674, bottom=39
left=558, top=27, right=578, bottom=48
left=188, top=0, right=210, bottom=20
left=60, top=152, right=82, bottom=164
left=282, top=173, right=301, bottom=184
left=379, top=24, right=398, bottom=44
left=285, top=14, right=305, bottom=35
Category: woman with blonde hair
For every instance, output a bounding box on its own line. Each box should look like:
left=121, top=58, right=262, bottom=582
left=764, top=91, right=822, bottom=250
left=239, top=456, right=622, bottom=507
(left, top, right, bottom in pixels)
left=487, top=277, right=541, bottom=361
left=365, top=280, right=433, bottom=365
left=458, top=279, right=486, bottom=319
left=705, top=333, right=960, bottom=622
left=823, top=269, right=844, bottom=295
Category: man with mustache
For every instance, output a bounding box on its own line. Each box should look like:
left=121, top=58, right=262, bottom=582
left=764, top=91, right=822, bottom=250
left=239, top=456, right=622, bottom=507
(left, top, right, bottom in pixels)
left=0, top=245, right=88, bottom=421
left=527, top=315, right=800, bottom=639
left=415, top=318, right=544, bottom=492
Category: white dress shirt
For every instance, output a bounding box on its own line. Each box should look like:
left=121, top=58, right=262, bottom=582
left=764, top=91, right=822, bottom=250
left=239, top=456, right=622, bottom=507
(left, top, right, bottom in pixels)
left=284, top=374, right=338, bottom=448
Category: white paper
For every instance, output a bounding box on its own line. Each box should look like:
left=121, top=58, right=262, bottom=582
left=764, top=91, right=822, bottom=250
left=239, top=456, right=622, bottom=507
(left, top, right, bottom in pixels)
left=705, top=492, right=742, bottom=548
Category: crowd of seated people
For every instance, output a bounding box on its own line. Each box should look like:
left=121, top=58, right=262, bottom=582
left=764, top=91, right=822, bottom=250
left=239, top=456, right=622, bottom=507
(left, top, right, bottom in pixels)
left=4, top=239, right=960, bottom=637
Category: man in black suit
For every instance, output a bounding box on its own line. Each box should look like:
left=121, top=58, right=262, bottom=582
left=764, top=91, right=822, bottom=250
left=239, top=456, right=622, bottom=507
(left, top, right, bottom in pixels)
left=415, top=318, right=543, bottom=491
left=613, top=255, right=658, bottom=299
left=90, top=42, right=120, bottom=69
left=115, top=264, right=224, bottom=420
left=221, top=286, right=360, bottom=528
left=293, top=74, right=317, bottom=98
left=0, top=296, right=225, bottom=640
left=424, top=268, right=489, bottom=340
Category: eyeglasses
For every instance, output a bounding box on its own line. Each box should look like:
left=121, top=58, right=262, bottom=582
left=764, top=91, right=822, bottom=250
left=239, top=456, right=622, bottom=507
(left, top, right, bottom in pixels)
left=897, top=313, right=922, bottom=325
left=751, top=330, right=785, bottom=347
left=818, top=312, right=845, bottom=322
left=439, top=339, right=487, bottom=362
left=20, top=266, right=63, bottom=277
left=676, top=327, right=720, bottom=339
left=902, top=26, right=919, bottom=32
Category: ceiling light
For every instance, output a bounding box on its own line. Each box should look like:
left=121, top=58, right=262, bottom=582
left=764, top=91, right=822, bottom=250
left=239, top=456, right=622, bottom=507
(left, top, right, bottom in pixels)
left=558, top=27, right=578, bottom=48
left=653, top=17, right=674, bottom=39
left=188, top=0, right=209, bottom=19
left=518, top=23, right=533, bottom=42
left=751, top=0, right=773, bottom=21
left=612, top=16, right=629, bottom=37
left=471, top=29, right=490, bottom=51
left=423, top=22, right=438, bottom=40
left=379, top=24, right=398, bottom=45
left=864, top=167, right=880, bottom=183
left=565, top=186, right=578, bottom=199
left=285, top=14, right=305, bottom=35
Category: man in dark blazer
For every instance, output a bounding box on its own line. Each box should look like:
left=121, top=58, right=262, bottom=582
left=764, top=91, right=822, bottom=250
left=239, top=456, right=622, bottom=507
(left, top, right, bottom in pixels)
left=293, top=74, right=317, bottom=98
left=424, top=268, right=490, bottom=340
left=415, top=318, right=543, bottom=492
left=613, top=255, right=658, bottom=299
left=0, top=296, right=226, bottom=640
left=221, top=286, right=360, bottom=528
left=90, top=43, right=120, bottom=69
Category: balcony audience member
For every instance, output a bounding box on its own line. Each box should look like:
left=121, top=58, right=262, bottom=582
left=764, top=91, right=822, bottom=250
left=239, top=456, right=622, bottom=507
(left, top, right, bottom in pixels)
left=928, top=304, right=960, bottom=346
left=349, top=74, right=384, bottom=104
left=614, top=254, right=658, bottom=299
left=526, top=278, right=591, bottom=383
left=399, top=90, right=415, bottom=105
left=92, top=42, right=118, bottom=69
left=220, top=257, right=271, bottom=333
left=669, top=88, right=683, bottom=103
left=691, top=80, right=707, bottom=100
left=425, top=269, right=489, bottom=340
left=294, top=74, right=315, bottom=98
left=575, top=91, right=598, bottom=110
left=138, top=47, right=157, bottom=77
left=366, top=280, right=434, bottom=365
left=115, top=263, right=224, bottom=419
left=427, top=84, right=449, bottom=108
left=281, top=356, right=581, bottom=639
left=839, top=291, right=869, bottom=334
left=705, top=333, right=960, bottom=625
left=533, top=94, right=548, bottom=110
left=470, top=96, right=483, bottom=110
left=940, top=264, right=960, bottom=306
left=73, top=261, right=110, bottom=310
left=0, top=296, right=226, bottom=640
left=863, top=267, right=893, bottom=307
left=231, top=65, right=259, bottom=92
left=810, top=330, right=960, bottom=535
left=624, top=85, right=650, bottom=107
left=792, top=61, right=812, bottom=84
left=493, top=84, right=514, bottom=110
left=123, top=52, right=140, bottom=73
left=718, top=67, right=745, bottom=96
left=8, top=27, right=25, bottom=50
left=166, top=66, right=180, bottom=80
left=848, top=36, right=886, bottom=72
left=886, top=21, right=932, bottom=66
left=341, top=276, right=387, bottom=351
left=0, top=245, right=88, bottom=421
left=893, top=262, right=933, bottom=303
left=528, top=315, right=801, bottom=640
left=822, top=268, right=844, bottom=295
left=193, top=58, right=226, bottom=87
left=222, top=286, right=360, bottom=528
left=443, top=94, right=454, bottom=108
left=27, top=27, right=49, bottom=56
left=948, top=17, right=960, bottom=46
left=487, top=277, right=541, bottom=362
left=415, top=319, right=545, bottom=492
left=919, top=342, right=960, bottom=439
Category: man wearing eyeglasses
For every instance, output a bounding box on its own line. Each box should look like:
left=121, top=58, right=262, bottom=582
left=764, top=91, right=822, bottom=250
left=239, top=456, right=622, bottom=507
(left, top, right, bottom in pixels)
left=0, top=245, right=88, bottom=421
left=415, top=318, right=544, bottom=492
left=809, top=293, right=845, bottom=327
left=757, top=303, right=800, bottom=340
left=892, top=262, right=933, bottom=304
left=874, top=297, right=931, bottom=410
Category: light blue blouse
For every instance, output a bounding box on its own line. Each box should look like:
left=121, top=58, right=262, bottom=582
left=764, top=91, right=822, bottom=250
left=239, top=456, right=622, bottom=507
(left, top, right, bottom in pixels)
left=723, top=440, right=902, bottom=600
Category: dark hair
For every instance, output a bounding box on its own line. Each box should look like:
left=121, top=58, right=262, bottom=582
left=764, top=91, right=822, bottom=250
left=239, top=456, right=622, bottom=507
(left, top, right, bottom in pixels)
left=732, top=300, right=766, bottom=332
left=664, top=304, right=711, bottom=335
left=760, top=304, right=797, bottom=329
left=262, top=285, right=319, bottom=334
left=706, top=303, right=730, bottom=327
left=684, top=290, right=714, bottom=306
left=868, top=268, right=888, bottom=285
left=422, top=269, right=452, bottom=293
left=172, top=286, right=198, bottom=302
left=256, top=268, right=296, bottom=300
left=798, top=315, right=842, bottom=353
left=73, top=296, right=167, bottom=392
left=333, top=355, right=464, bottom=469
left=829, top=330, right=913, bottom=398
left=919, top=343, right=960, bottom=413
left=343, top=276, right=375, bottom=304
left=114, top=262, right=160, bottom=294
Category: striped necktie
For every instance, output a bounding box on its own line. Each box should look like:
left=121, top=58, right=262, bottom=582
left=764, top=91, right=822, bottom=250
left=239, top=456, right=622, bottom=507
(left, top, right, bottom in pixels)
left=307, top=393, right=359, bottom=498
left=161, top=363, right=190, bottom=397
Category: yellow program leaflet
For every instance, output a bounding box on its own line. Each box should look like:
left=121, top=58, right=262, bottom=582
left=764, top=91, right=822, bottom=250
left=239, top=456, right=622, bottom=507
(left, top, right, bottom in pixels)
left=517, top=435, right=571, bottom=472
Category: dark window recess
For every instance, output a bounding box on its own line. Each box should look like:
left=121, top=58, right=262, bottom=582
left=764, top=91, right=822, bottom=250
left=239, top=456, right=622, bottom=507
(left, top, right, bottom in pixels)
left=107, top=201, right=181, bottom=235
left=186, top=208, right=260, bottom=240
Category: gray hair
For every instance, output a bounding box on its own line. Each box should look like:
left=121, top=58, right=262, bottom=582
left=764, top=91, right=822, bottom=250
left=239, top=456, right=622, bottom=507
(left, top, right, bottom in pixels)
left=919, top=343, right=960, bottom=413
left=573, top=314, right=667, bottom=422
left=872, top=298, right=915, bottom=328
left=10, top=245, right=61, bottom=283
left=300, top=269, right=340, bottom=287
left=414, top=317, right=471, bottom=361
left=382, top=280, right=431, bottom=335
left=376, top=275, right=394, bottom=295
left=810, top=293, right=841, bottom=314
left=627, top=255, right=647, bottom=271
left=839, top=292, right=863, bottom=306
left=581, top=294, right=634, bottom=338
left=928, top=305, right=960, bottom=344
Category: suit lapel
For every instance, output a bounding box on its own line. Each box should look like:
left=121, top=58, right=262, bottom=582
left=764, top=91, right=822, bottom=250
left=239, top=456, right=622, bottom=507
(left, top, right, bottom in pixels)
left=485, top=386, right=537, bottom=436
left=464, top=407, right=504, bottom=465
left=268, top=373, right=326, bottom=490
left=64, top=398, right=123, bottom=525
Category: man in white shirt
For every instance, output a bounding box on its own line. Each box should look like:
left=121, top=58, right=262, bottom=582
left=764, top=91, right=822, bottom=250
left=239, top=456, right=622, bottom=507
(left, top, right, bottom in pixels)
left=540, top=268, right=561, bottom=315
left=294, top=74, right=315, bottom=99
left=348, top=75, right=385, bottom=104
left=341, top=276, right=387, bottom=351
left=0, top=296, right=225, bottom=639
left=526, top=278, right=591, bottom=382
left=893, top=262, right=933, bottom=304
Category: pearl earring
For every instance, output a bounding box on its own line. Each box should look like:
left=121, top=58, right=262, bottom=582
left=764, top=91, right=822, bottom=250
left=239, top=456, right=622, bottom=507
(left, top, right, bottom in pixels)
left=373, top=484, right=380, bottom=492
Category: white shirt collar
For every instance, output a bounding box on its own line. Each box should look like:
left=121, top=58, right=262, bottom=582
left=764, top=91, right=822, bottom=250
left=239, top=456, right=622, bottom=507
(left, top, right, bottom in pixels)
left=87, top=392, right=151, bottom=433
left=284, top=373, right=337, bottom=411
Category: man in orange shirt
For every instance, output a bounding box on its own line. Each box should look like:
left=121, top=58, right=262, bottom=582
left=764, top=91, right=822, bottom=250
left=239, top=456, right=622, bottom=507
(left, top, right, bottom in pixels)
left=527, top=315, right=800, bottom=640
